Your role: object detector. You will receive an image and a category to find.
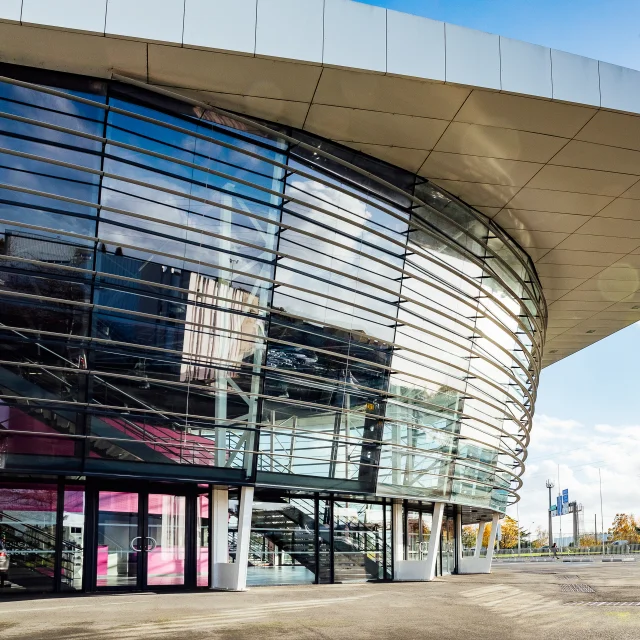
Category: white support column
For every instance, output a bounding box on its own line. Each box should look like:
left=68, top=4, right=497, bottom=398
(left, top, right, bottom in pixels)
left=474, top=522, right=485, bottom=558
left=233, top=486, right=254, bottom=591
left=456, top=511, right=463, bottom=572
left=392, top=500, right=403, bottom=578
left=485, top=514, right=500, bottom=566
left=210, top=486, right=229, bottom=589
left=425, top=502, right=444, bottom=581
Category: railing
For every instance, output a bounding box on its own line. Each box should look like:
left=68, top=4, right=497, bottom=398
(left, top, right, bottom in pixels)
left=488, top=544, right=640, bottom=559
left=1, top=510, right=84, bottom=587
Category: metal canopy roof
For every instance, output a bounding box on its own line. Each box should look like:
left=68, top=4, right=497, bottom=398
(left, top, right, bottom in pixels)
left=3, top=0, right=640, bottom=367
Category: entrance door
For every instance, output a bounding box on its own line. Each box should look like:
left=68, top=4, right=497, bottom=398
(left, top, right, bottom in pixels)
left=95, top=489, right=188, bottom=589
left=145, top=493, right=186, bottom=587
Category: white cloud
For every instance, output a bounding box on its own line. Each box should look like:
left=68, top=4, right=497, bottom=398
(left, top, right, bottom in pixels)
left=508, top=413, right=640, bottom=541
left=534, top=415, right=582, bottom=430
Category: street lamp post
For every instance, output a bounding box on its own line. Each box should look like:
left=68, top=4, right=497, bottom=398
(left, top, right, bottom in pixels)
left=546, top=480, right=555, bottom=547
left=517, top=502, right=521, bottom=556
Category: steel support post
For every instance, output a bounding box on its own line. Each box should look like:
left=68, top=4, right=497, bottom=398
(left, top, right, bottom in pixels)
left=485, top=514, right=500, bottom=567
left=474, top=522, right=485, bottom=558
left=233, top=486, right=254, bottom=591
left=425, top=502, right=444, bottom=581
left=392, top=500, right=404, bottom=578
left=210, top=486, right=229, bottom=589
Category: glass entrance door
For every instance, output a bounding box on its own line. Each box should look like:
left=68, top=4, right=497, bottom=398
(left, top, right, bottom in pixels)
left=95, top=489, right=187, bottom=590
left=97, top=491, right=139, bottom=588
left=146, top=493, right=186, bottom=587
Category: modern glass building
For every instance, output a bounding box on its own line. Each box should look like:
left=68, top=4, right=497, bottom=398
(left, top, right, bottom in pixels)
left=0, top=64, right=543, bottom=592
left=1, top=0, right=637, bottom=595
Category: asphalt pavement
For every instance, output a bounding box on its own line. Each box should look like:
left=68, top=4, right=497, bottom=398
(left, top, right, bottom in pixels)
left=1, top=561, right=639, bottom=639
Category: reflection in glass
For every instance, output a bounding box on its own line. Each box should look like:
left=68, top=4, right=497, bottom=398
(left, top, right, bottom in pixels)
left=0, top=483, right=58, bottom=592
left=248, top=497, right=316, bottom=586
left=62, top=486, right=85, bottom=591
left=97, top=491, right=139, bottom=588
left=441, top=515, right=455, bottom=575
left=406, top=510, right=432, bottom=561
left=197, top=493, right=210, bottom=587
left=333, top=502, right=386, bottom=582
left=147, top=494, right=186, bottom=586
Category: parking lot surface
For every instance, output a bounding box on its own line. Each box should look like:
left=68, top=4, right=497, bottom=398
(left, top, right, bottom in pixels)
left=1, top=562, right=639, bottom=639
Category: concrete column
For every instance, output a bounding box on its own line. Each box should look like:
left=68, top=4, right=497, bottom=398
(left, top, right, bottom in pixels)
left=485, top=514, right=500, bottom=566
left=210, top=486, right=229, bottom=589
left=392, top=500, right=403, bottom=578
left=425, top=502, right=444, bottom=581
left=233, top=486, right=254, bottom=591
left=474, top=522, right=485, bottom=558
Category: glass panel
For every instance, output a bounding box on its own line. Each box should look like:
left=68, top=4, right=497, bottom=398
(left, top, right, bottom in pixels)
left=441, top=516, right=455, bottom=574
left=247, top=496, right=316, bottom=586
left=317, top=499, right=331, bottom=584
left=97, top=491, right=139, bottom=588
left=147, top=494, right=186, bottom=586
left=62, top=486, right=85, bottom=591
left=0, top=482, right=58, bottom=592
left=333, top=502, right=385, bottom=582
left=462, top=523, right=479, bottom=557
left=384, top=504, right=392, bottom=578
left=406, top=508, right=432, bottom=562
left=197, top=493, right=210, bottom=587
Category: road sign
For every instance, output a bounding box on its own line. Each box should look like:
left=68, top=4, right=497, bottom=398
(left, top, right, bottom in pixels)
left=562, top=489, right=569, bottom=504
left=553, top=496, right=569, bottom=517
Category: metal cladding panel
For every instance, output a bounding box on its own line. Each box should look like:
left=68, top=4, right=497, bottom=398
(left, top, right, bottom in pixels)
left=105, top=0, right=185, bottom=43
left=21, top=0, right=107, bottom=33
left=386, top=10, right=445, bottom=81
left=551, top=49, right=601, bottom=107
left=323, top=0, right=387, bottom=72
left=0, top=0, right=21, bottom=22
left=183, top=0, right=257, bottom=55
left=500, top=36, right=552, bottom=99
left=256, top=0, right=324, bottom=63
left=445, top=23, right=501, bottom=90
left=599, top=61, right=640, bottom=114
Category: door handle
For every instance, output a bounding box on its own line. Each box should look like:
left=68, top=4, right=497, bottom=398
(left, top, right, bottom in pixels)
left=131, top=536, right=143, bottom=552
left=131, top=536, right=157, bottom=552
left=145, top=536, right=157, bottom=552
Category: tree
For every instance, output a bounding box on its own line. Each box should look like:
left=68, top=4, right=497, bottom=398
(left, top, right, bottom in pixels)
left=497, top=516, right=529, bottom=549
left=482, top=523, right=491, bottom=548
left=531, top=526, right=548, bottom=549
left=478, top=517, right=528, bottom=548
left=608, top=514, right=640, bottom=543
left=579, top=534, right=597, bottom=547
left=462, top=525, right=476, bottom=549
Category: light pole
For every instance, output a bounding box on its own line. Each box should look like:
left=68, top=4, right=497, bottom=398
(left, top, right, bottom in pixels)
left=517, top=502, right=521, bottom=556
left=546, top=480, right=555, bottom=547
left=599, top=468, right=605, bottom=556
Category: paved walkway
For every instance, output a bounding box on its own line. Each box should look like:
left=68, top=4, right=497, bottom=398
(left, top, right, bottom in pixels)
left=1, top=562, right=639, bottom=639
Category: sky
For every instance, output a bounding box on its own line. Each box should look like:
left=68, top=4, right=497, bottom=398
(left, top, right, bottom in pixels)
left=365, top=0, right=640, bottom=541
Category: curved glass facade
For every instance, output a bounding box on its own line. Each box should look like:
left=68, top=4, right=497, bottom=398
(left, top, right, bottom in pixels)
left=0, top=68, right=545, bottom=513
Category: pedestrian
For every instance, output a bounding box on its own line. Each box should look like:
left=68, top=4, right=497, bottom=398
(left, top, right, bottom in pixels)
left=551, top=542, right=559, bottom=559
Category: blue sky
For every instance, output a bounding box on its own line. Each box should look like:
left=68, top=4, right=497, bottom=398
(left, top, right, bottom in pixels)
left=365, top=0, right=640, bottom=539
